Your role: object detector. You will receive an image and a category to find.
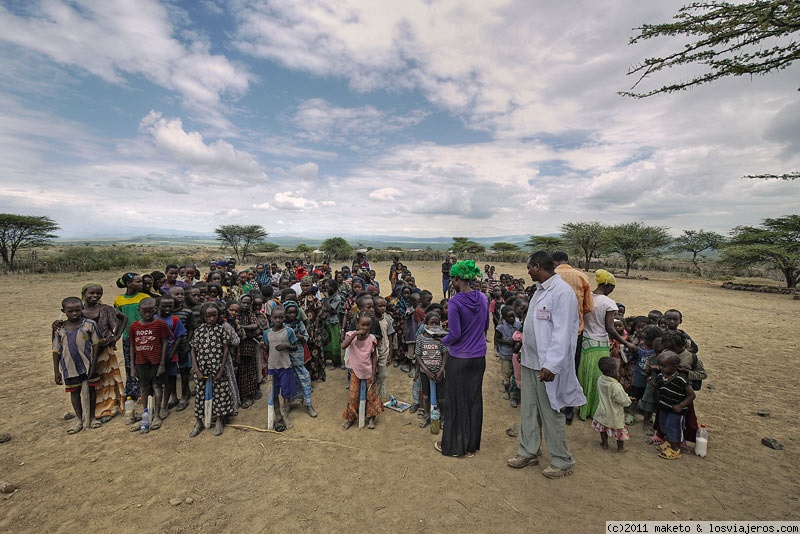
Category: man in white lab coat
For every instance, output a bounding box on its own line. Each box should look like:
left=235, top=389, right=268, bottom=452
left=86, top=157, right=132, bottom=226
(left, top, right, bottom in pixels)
left=507, top=251, right=586, bottom=478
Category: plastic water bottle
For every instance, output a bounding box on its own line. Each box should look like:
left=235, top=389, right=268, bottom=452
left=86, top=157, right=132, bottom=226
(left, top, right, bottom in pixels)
left=124, top=396, right=135, bottom=419
left=695, top=424, right=708, bottom=457
left=140, top=408, right=150, bottom=432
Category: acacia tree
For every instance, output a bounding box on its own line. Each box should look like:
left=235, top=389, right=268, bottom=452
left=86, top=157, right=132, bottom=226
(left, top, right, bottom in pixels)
left=672, top=229, right=727, bottom=276
left=560, top=222, right=608, bottom=268
left=623, top=1, right=800, bottom=180
left=492, top=242, right=521, bottom=252
left=214, top=224, right=268, bottom=263
left=524, top=235, right=565, bottom=252
left=622, top=1, right=800, bottom=98
left=722, top=214, right=800, bottom=287
left=321, top=237, right=353, bottom=260
left=451, top=237, right=485, bottom=254
left=0, top=214, right=59, bottom=270
left=604, top=222, right=672, bottom=276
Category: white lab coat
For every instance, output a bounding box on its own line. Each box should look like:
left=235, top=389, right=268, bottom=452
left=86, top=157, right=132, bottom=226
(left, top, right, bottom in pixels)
left=521, top=274, right=587, bottom=411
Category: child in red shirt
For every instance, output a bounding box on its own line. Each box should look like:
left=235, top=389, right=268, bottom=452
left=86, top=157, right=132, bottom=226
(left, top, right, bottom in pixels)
left=129, top=298, right=172, bottom=433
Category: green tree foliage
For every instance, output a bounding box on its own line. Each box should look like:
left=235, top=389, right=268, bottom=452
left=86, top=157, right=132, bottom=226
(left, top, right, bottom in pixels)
left=672, top=229, right=727, bottom=276
left=623, top=1, right=800, bottom=181
left=604, top=222, right=672, bottom=276
left=560, top=222, right=608, bottom=268
left=214, top=224, right=268, bottom=263
left=294, top=244, right=313, bottom=255
left=492, top=242, right=521, bottom=252
left=451, top=237, right=486, bottom=254
left=321, top=237, right=353, bottom=260
left=253, top=242, right=280, bottom=253
left=722, top=214, right=800, bottom=287
left=524, top=235, right=565, bottom=252
left=0, top=214, right=59, bottom=270
left=622, top=1, right=800, bottom=98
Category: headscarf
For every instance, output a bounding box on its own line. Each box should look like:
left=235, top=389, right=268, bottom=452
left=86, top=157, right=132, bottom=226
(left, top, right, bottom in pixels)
left=449, top=259, right=482, bottom=280
left=595, top=269, right=616, bottom=286
left=81, top=282, right=103, bottom=303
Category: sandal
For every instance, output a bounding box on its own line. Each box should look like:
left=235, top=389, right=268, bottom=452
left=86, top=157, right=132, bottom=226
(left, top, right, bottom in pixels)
left=89, top=420, right=103, bottom=429
left=434, top=440, right=442, bottom=453
left=419, top=418, right=430, bottom=428
left=645, top=435, right=665, bottom=446
left=658, top=447, right=682, bottom=460
left=67, top=421, right=83, bottom=434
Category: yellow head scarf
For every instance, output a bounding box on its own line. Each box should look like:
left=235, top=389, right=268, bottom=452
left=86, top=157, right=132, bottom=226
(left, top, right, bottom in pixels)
left=595, top=269, right=616, bottom=286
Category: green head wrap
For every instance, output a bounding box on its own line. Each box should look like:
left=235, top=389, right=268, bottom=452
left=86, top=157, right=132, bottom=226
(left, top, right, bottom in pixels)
left=449, top=260, right=482, bottom=280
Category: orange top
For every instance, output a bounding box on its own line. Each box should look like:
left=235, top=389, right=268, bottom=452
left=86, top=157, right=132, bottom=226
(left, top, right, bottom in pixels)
left=555, top=264, right=594, bottom=333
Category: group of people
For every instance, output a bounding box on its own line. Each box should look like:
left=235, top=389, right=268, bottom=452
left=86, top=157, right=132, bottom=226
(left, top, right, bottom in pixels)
left=51, top=250, right=705, bottom=475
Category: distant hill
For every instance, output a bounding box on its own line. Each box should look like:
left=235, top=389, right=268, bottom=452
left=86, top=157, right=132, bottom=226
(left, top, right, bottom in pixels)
left=57, top=233, right=534, bottom=250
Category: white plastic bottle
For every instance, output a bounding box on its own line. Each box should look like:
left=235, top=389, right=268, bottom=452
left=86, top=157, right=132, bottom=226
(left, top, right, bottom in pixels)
left=695, top=424, right=708, bottom=457
left=124, top=396, right=135, bottom=419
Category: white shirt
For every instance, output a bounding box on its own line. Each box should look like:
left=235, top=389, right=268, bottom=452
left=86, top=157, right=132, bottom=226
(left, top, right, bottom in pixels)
left=520, top=274, right=587, bottom=411
left=582, top=294, right=617, bottom=341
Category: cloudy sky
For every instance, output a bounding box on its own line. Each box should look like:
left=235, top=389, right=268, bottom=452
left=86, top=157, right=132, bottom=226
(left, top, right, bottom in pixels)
left=1, top=0, right=798, bottom=239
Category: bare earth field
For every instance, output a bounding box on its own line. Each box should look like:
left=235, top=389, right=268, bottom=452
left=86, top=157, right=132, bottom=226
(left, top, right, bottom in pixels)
left=1, top=261, right=799, bottom=533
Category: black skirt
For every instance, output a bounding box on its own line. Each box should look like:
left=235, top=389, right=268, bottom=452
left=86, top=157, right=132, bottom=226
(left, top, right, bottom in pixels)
left=441, top=356, right=485, bottom=456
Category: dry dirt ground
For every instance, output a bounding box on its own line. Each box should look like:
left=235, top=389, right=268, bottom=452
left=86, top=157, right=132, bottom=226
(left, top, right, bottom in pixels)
left=1, top=261, right=799, bottom=533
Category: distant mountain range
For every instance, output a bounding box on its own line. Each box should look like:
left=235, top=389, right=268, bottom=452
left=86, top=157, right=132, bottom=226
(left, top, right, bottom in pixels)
left=57, top=232, right=534, bottom=250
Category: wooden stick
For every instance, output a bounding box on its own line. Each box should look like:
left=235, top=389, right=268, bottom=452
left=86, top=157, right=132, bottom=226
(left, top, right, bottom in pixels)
left=358, top=379, right=367, bottom=428
left=503, top=499, right=520, bottom=513
left=266, top=375, right=275, bottom=430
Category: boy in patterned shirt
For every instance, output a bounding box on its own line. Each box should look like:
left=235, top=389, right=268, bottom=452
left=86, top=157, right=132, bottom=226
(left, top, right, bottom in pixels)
left=52, top=297, right=101, bottom=434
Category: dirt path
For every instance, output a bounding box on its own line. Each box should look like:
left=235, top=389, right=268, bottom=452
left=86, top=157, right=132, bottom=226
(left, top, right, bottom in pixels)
left=1, top=263, right=798, bottom=532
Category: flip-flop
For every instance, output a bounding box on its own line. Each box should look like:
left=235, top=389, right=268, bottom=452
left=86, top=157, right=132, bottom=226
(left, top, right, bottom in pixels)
left=67, top=422, right=83, bottom=434
left=465, top=451, right=475, bottom=458
left=645, top=435, right=665, bottom=445
left=89, top=421, right=103, bottom=429
left=434, top=440, right=442, bottom=452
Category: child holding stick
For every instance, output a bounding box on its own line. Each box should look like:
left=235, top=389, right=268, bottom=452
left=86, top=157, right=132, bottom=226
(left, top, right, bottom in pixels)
left=341, top=313, right=382, bottom=430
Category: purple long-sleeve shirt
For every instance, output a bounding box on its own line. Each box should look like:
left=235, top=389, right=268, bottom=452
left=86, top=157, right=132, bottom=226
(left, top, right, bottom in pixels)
left=441, top=289, right=490, bottom=358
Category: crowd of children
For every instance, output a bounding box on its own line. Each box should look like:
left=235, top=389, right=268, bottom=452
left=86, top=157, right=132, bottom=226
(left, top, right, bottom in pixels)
left=52, top=256, right=707, bottom=461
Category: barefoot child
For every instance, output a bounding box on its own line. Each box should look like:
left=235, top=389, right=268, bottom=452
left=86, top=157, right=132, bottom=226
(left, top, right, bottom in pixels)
left=189, top=303, right=236, bottom=437
left=373, top=296, right=395, bottom=400
left=283, top=301, right=318, bottom=418
left=155, top=296, right=187, bottom=421
left=128, top=298, right=172, bottom=433
left=52, top=297, right=101, bottom=434
left=592, top=357, right=633, bottom=452
left=263, top=306, right=299, bottom=430
left=341, top=313, right=382, bottom=430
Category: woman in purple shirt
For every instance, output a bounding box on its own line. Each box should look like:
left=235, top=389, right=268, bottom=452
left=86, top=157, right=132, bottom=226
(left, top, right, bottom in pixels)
left=435, top=260, right=490, bottom=457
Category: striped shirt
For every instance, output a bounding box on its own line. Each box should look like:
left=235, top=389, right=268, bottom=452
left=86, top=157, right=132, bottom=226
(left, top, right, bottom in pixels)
left=52, top=319, right=100, bottom=380
left=654, top=372, right=690, bottom=413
